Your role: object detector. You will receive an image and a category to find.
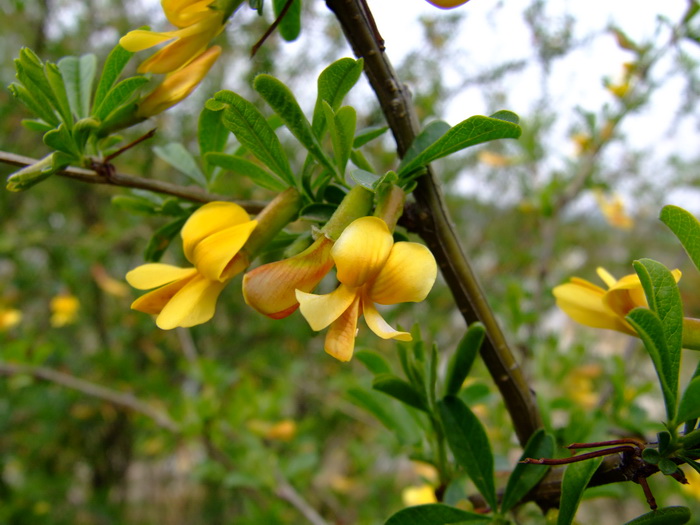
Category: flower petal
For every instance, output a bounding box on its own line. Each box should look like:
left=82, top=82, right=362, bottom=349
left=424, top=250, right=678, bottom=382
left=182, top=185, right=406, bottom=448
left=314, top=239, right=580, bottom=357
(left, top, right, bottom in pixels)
left=126, top=263, right=198, bottom=290
left=191, top=220, right=257, bottom=281
left=331, top=216, right=393, bottom=287
left=243, top=236, right=334, bottom=319
left=368, top=242, right=437, bottom=305
left=131, top=271, right=197, bottom=315
left=553, top=281, right=632, bottom=334
left=296, top=284, right=357, bottom=331
left=596, top=267, right=618, bottom=288
left=156, top=273, right=227, bottom=329
left=325, top=295, right=361, bottom=362
left=119, top=30, right=176, bottom=52
left=362, top=297, right=412, bottom=341
left=163, top=0, right=215, bottom=27
left=181, top=201, right=252, bottom=263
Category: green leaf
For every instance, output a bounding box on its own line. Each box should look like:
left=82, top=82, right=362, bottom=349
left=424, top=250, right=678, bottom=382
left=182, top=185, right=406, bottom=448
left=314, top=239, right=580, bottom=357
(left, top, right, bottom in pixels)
left=273, top=0, right=301, bottom=41
left=398, top=114, right=521, bottom=177
left=373, top=373, right=427, bottom=412
left=384, top=503, right=492, bottom=525
left=489, top=110, right=520, bottom=125
left=299, top=203, right=335, bottom=223
left=401, top=120, right=450, bottom=172
left=557, top=456, right=603, bottom=525
left=6, top=153, right=61, bottom=191
left=355, top=349, right=392, bottom=375
left=154, top=143, right=207, bottom=187
left=144, top=216, right=188, bottom=262
left=254, top=74, right=336, bottom=175
left=346, top=388, right=417, bottom=445
left=444, top=322, right=485, bottom=396
left=213, top=90, right=296, bottom=187
left=94, top=76, right=149, bottom=121
left=658, top=458, right=679, bottom=475
left=623, top=507, right=691, bottom=525
left=198, top=107, right=229, bottom=176
left=72, top=117, right=100, bottom=151
left=353, top=125, right=389, bottom=148
left=678, top=376, right=700, bottom=424
left=627, top=307, right=677, bottom=422
left=323, top=102, right=356, bottom=173
left=680, top=455, right=700, bottom=474
left=682, top=428, right=700, bottom=450
left=312, top=57, right=364, bottom=136
left=350, top=169, right=381, bottom=191
left=44, top=62, right=74, bottom=126
left=660, top=205, right=700, bottom=273
left=205, top=152, right=287, bottom=192
left=501, top=429, right=555, bottom=513
left=438, top=395, right=497, bottom=511
left=58, top=54, right=96, bottom=119
left=43, top=123, right=79, bottom=157
left=9, top=82, right=60, bottom=127
left=15, top=49, right=63, bottom=119
left=94, top=44, right=134, bottom=111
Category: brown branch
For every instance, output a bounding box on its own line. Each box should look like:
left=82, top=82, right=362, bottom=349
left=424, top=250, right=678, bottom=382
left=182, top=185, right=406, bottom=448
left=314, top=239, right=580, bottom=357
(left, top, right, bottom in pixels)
left=325, top=0, right=542, bottom=447
left=0, top=362, right=180, bottom=432
left=0, top=151, right=267, bottom=213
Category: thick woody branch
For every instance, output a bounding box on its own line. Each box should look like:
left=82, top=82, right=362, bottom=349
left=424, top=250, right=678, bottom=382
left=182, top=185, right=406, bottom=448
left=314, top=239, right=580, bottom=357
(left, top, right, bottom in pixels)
left=325, top=0, right=543, bottom=447
left=0, top=151, right=266, bottom=213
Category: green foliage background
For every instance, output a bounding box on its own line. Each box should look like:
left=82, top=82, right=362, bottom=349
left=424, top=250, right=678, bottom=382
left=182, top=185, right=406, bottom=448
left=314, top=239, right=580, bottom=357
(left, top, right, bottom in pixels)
left=1, top=0, right=700, bottom=523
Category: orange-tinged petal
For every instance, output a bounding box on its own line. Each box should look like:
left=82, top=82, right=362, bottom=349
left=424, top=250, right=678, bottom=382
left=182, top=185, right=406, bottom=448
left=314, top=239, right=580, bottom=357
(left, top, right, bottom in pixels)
left=156, top=273, right=227, bottom=329
left=325, top=295, right=361, bottom=362
left=137, top=45, right=222, bottom=117
left=243, top=236, right=334, bottom=319
left=362, top=297, right=412, bottom=341
left=332, top=217, right=393, bottom=287
left=191, top=219, right=257, bottom=281
left=130, top=271, right=198, bottom=315
left=182, top=201, right=252, bottom=263
left=296, top=284, right=357, bottom=331
left=126, top=263, right=198, bottom=290
left=553, top=281, right=632, bottom=334
left=368, top=242, right=437, bottom=305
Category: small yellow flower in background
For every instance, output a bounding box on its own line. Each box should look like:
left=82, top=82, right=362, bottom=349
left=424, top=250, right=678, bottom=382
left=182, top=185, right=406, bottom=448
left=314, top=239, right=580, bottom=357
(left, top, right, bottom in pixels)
left=50, top=294, right=80, bottom=327
left=594, top=190, right=634, bottom=230
left=243, top=235, right=335, bottom=319
left=424, top=0, right=470, bottom=9
left=681, top=465, right=700, bottom=499
left=91, top=264, right=130, bottom=298
left=571, top=132, right=593, bottom=155
left=247, top=419, right=298, bottom=442
left=137, top=45, right=222, bottom=117
left=296, top=217, right=437, bottom=362
left=126, top=201, right=257, bottom=330
left=402, top=485, right=438, bottom=506
left=553, top=267, right=681, bottom=335
left=119, top=1, right=224, bottom=74
left=0, top=308, right=22, bottom=331
left=566, top=364, right=603, bottom=409
left=477, top=150, right=513, bottom=167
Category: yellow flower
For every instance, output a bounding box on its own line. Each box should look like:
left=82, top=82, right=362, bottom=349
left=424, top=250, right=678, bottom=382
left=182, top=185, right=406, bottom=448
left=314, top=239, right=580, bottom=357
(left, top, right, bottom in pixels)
left=402, top=485, right=438, bottom=506
left=424, top=0, right=470, bottom=9
left=593, top=190, right=634, bottom=230
left=243, top=235, right=335, bottom=319
left=126, top=201, right=257, bottom=329
left=0, top=308, right=22, bottom=331
left=50, top=294, right=80, bottom=327
left=137, top=45, right=222, bottom=117
left=553, top=267, right=681, bottom=335
left=296, top=217, right=437, bottom=362
left=119, top=1, right=224, bottom=74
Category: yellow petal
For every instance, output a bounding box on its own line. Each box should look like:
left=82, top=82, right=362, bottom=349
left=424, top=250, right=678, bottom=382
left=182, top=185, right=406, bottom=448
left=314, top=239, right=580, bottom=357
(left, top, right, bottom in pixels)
left=362, top=297, right=412, bottom=341
left=325, top=295, right=361, bottom=362
left=331, top=217, right=393, bottom=287
left=243, top=236, right=334, bottom=319
left=596, top=267, right=618, bottom=288
left=131, top=272, right=197, bottom=314
left=191, top=220, right=257, bottom=281
left=163, top=0, right=216, bottom=27
left=182, top=201, right=252, bottom=263
left=119, top=30, right=176, bottom=52
left=368, top=242, right=437, bottom=305
left=156, top=273, right=227, bottom=329
left=137, top=45, right=222, bottom=117
left=126, top=263, right=198, bottom=290
left=553, top=281, right=632, bottom=334
left=296, top=284, right=357, bottom=331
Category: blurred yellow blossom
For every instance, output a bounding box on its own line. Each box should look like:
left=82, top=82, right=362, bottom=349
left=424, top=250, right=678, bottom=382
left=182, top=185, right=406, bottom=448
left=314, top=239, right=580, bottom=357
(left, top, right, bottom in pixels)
left=571, top=132, right=593, bottom=155
left=681, top=465, right=700, bottom=499
left=0, top=308, right=22, bottom=330
left=402, top=485, right=437, bottom=506
left=553, top=267, right=681, bottom=335
left=50, top=294, right=80, bottom=327
left=478, top=150, right=513, bottom=167
left=594, top=190, right=634, bottom=230
left=566, top=364, right=603, bottom=409
left=91, top=265, right=130, bottom=298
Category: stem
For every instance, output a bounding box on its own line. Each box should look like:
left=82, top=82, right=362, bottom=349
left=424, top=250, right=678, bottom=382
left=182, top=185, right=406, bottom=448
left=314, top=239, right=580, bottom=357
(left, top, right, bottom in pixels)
left=0, top=150, right=266, bottom=212
left=325, top=0, right=542, bottom=447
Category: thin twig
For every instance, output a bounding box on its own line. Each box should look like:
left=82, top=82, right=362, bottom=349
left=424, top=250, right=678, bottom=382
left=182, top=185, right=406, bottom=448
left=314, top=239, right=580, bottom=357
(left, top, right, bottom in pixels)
left=251, top=0, right=296, bottom=57
left=275, top=470, right=330, bottom=525
left=0, top=150, right=267, bottom=212
left=0, top=362, right=180, bottom=432
left=325, top=0, right=542, bottom=447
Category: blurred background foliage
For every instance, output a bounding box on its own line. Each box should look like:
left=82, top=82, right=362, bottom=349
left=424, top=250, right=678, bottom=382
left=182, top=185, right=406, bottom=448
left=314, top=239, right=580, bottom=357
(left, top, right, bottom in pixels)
left=1, top=0, right=700, bottom=523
